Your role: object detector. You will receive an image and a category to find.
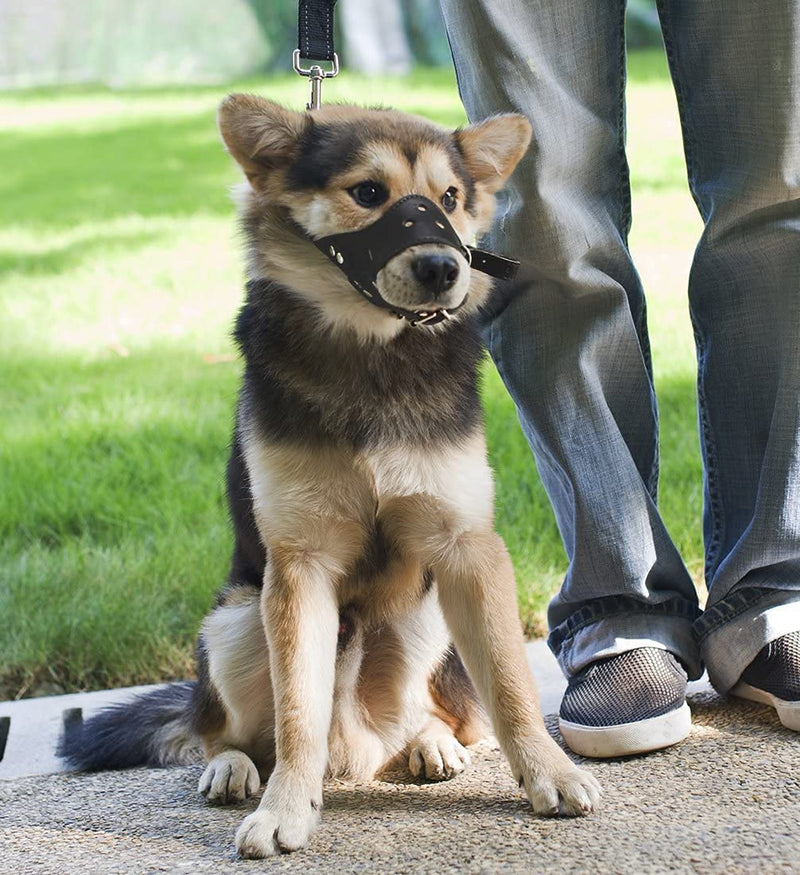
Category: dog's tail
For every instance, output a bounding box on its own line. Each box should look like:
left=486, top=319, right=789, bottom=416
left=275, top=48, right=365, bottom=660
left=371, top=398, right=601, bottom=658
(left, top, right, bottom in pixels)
left=57, top=682, right=202, bottom=771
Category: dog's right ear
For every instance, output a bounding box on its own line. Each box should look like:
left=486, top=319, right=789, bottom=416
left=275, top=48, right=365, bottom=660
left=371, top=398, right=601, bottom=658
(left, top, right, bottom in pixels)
left=218, top=95, right=308, bottom=190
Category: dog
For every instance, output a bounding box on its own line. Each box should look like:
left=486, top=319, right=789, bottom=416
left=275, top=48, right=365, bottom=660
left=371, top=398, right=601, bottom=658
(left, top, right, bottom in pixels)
left=59, top=95, right=601, bottom=858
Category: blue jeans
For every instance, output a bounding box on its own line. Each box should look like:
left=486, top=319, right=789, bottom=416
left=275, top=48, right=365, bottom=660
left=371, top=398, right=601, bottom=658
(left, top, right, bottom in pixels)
left=440, top=0, right=800, bottom=692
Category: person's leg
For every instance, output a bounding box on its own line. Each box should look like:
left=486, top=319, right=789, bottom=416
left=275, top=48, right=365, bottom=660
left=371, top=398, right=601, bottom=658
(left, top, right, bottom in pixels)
left=656, top=0, right=800, bottom=723
left=440, top=0, right=701, bottom=755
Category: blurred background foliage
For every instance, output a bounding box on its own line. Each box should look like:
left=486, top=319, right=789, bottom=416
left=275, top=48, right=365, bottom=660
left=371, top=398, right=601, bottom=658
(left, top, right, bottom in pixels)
left=0, top=0, right=661, bottom=89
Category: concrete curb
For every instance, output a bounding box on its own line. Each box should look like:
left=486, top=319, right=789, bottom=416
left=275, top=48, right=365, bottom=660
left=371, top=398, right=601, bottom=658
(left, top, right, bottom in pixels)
left=0, top=642, right=714, bottom=781
left=0, top=684, right=166, bottom=780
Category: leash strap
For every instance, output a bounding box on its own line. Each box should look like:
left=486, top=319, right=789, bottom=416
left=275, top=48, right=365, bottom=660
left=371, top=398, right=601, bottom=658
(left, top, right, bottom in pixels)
left=297, top=0, right=338, bottom=61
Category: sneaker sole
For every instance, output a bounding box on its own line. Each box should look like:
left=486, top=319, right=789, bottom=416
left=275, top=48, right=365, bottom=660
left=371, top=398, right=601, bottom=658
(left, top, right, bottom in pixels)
left=730, top=681, right=800, bottom=731
left=558, top=702, right=692, bottom=758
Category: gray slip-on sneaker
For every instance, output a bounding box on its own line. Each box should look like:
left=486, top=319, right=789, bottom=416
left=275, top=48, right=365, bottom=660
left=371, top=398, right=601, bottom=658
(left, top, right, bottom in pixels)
left=731, top=631, right=800, bottom=731
left=559, top=647, right=691, bottom=758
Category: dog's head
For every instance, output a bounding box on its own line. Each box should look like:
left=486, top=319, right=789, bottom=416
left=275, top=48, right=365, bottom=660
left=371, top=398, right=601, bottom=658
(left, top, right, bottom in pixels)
left=218, top=96, right=531, bottom=338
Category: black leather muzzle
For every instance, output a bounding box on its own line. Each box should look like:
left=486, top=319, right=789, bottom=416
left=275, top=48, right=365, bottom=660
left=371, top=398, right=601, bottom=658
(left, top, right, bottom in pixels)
left=312, top=194, right=519, bottom=326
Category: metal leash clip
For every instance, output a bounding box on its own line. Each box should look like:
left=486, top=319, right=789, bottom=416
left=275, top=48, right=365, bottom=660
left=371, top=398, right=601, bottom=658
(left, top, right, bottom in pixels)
left=292, top=49, right=339, bottom=111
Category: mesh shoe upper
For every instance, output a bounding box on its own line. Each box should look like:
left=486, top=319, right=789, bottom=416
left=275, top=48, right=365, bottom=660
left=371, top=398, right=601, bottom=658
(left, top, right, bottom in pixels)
left=739, top=631, right=800, bottom=702
left=560, top=647, right=688, bottom=728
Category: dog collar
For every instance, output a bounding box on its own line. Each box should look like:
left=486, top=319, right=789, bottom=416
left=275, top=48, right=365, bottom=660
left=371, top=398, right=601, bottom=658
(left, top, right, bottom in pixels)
left=312, top=194, right=520, bottom=327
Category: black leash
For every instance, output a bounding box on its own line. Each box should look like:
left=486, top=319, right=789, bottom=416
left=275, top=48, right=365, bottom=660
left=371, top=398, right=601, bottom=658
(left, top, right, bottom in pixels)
left=293, top=0, right=339, bottom=109
left=297, top=0, right=337, bottom=62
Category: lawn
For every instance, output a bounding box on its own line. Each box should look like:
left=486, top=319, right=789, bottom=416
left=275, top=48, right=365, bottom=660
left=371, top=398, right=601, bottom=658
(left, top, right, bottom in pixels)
left=0, top=50, right=705, bottom=697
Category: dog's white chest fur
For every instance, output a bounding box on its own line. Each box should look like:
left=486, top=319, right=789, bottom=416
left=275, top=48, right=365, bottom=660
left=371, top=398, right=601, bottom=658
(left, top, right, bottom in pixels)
left=242, top=430, right=495, bottom=569
left=365, top=439, right=494, bottom=526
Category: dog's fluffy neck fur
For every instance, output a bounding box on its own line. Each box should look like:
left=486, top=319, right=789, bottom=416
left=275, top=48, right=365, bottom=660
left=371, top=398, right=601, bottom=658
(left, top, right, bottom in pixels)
left=237, top=193, right=409, bottom=344
left=235, top=276, right=484, bottom=451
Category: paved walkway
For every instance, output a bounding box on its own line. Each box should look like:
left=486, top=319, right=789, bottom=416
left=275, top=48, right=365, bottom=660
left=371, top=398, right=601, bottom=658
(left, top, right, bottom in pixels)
left=1, top=644, right=798, bottom=873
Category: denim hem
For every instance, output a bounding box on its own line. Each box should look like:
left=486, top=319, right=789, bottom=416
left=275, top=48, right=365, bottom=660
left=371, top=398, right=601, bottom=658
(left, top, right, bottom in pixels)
left=548, top=607, right=702, bottom=680
left=692, top=586, right=769, bottom=641
left=548, top=595, right=701, bottom=654
left=698, top=592, right=800, bottom=693
left=548, top=595, right=703, bottom=679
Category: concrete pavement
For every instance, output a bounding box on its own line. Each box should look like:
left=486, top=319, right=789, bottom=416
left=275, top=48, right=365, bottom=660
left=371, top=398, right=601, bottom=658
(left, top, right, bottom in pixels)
left=1, top=643, right=798, bottom=873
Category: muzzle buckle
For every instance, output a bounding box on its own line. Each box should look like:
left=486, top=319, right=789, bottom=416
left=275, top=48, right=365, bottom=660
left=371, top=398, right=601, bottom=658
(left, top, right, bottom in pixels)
left=408, top=309, right=453, bottom=327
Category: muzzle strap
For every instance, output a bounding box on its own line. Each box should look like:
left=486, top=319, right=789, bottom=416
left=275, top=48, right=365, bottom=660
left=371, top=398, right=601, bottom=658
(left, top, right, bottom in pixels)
left=313, top=194, right=519, bottom=326
left=468, top=248, right=520, bottom=282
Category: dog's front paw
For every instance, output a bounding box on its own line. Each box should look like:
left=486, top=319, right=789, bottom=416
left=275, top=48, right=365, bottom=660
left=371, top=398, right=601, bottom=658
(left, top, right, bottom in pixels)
left=519, top=747, right=601, bottom=817
left=409, top=731, right=471, bottom=781
left=235, top=790, right=320, bottom=858
left=198, top=750, right=260, bottom=804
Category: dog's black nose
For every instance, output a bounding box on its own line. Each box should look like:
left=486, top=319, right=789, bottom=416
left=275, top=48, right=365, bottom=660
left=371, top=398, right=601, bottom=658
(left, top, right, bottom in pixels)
left=412, top=253, right=460, bottom=296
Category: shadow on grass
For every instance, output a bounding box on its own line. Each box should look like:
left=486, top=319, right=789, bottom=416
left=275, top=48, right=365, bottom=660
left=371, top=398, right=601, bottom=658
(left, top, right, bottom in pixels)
left=0, top=51, right=673, bottom=235
left=1, top=348, right=241, bottom=695
left=2, top=346, right=241, bottom=545
left=0, top=229, right=163, bottom=278
left=0, top=114, right=233, bottom=231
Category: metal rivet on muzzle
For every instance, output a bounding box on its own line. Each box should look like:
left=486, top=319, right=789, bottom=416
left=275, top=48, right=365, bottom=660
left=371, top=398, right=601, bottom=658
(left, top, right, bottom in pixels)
left=311, top=193, right=520, bottom=327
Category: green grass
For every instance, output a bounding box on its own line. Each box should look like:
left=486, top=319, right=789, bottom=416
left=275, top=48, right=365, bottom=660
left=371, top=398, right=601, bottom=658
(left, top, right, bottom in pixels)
left=0, top=50, right=705, bottom=695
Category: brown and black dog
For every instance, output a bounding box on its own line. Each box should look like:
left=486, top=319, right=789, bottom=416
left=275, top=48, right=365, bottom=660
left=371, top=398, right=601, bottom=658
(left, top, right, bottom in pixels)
left=59, top=95, right=600, bottom=858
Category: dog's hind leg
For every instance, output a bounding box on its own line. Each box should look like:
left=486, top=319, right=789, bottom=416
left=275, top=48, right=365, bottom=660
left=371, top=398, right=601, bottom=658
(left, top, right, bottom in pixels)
left=408, top=645, right=485, bottom=781
left=199, top=749, right=261, bottom=804
left=355, top=585, right=476, bottom=782
left=429, top=644, right=487, bottom=747
left=196, top=587, right=275, bottom=804
left=327, top=611, right=388, bottom=782
left=408, top=714, right=472, bottom=781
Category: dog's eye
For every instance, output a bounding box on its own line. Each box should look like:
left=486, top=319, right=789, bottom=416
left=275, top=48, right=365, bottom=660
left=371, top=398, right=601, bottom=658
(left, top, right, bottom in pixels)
left=349, top=181, right=388, bottom=208
left=441, top=187, right=458, bottom=212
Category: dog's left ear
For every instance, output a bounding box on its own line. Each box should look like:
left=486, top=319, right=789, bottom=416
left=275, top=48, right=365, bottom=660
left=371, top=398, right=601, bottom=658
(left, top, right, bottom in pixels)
left=455, top=114, right=532, bottom=193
